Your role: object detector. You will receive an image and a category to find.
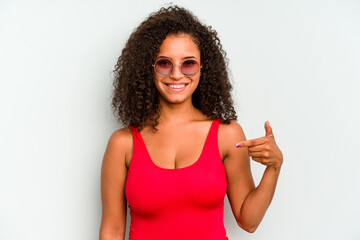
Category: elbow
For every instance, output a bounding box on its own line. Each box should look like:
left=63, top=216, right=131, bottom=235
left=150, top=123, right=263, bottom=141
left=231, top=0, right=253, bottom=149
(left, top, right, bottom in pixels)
left=244, top=226, right=257, bottom=234
left=237, top=220, right=258, bottom=233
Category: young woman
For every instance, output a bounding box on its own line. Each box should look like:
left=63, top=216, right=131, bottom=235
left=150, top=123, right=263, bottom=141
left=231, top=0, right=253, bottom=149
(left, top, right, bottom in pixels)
left=100, top=5, right=283, bottom=240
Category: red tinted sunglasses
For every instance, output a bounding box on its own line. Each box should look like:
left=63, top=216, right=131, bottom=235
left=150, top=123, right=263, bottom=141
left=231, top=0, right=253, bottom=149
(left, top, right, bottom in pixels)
left=153, top=58, right=202, bottom=77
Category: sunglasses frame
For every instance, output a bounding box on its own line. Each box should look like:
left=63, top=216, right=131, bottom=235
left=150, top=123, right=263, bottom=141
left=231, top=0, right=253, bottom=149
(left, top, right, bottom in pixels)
left=152, top=57, right=202, bottom=77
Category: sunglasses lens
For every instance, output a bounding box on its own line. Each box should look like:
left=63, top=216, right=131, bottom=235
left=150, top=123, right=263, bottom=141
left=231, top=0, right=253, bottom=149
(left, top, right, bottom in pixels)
left=154, top=58, right=173, bottom=76
left=181, top=60, right=200, bottom=76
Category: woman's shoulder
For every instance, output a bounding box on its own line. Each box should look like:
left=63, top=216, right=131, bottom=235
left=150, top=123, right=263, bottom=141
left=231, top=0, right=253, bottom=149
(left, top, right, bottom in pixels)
left=219, top=120, right=245, bottom=136
left=108, top=126, right=133, bottom=145
left=218, top=120, right=247, bottom=151
left=106, top=126, right=133, bottom=168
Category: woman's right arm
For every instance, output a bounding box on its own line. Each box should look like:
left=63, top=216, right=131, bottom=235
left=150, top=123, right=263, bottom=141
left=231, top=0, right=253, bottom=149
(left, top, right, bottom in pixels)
left=99, top=128, right=133, bottom=240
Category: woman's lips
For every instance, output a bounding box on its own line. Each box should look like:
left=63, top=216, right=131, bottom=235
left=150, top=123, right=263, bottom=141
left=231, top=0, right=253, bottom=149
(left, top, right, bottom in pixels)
left=164, top=83, right=189, bottom=92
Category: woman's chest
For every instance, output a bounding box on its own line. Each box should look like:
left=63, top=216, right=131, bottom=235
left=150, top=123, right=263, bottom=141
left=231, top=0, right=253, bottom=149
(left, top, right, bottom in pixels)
left=125, top=160, right=227, bottom=214
left=138, top=122, right=225, bottom=169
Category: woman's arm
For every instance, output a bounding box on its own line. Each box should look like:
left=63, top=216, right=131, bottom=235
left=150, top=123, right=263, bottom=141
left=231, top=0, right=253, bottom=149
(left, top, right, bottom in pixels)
left=220, top=121, right=283, bottom=233
left=99, top=128, right=133, bottom=240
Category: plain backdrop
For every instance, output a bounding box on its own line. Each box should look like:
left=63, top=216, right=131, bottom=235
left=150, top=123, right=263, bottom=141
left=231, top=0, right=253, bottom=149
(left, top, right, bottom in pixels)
left=1, top=0, right=359, bottom=239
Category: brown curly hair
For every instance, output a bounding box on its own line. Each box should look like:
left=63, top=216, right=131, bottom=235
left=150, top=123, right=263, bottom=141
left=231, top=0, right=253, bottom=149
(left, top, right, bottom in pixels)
left=112, top=5, right=237, bottom=130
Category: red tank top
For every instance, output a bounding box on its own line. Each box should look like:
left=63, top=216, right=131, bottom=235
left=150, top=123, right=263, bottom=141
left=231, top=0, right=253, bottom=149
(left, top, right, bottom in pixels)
left=125, top=118, right=228, bottom=240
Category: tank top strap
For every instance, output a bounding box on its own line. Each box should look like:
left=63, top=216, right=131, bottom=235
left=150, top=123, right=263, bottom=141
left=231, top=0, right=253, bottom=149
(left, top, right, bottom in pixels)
left=213, top=117, right=221, bottom=130
left=207, top=117, right=221, bottom=139
left=128, top=125, right=148, bottom=170
left=201, top=118, right=221, bottom=159
left=129, top=125, right=141, bottom=143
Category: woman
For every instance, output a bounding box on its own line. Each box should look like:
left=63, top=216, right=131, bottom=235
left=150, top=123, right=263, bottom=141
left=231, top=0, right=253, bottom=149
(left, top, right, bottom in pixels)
left=100, top=5, right=283, bottom=240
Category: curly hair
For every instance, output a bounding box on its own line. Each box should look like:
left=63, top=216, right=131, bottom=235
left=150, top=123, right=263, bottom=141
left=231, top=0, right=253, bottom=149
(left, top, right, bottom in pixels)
left=112, top=5, right=237, bottom=130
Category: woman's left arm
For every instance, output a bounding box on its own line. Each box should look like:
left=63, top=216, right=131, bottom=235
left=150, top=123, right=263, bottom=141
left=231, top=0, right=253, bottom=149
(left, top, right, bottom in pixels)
left=220, top=121, right=283, bottom=233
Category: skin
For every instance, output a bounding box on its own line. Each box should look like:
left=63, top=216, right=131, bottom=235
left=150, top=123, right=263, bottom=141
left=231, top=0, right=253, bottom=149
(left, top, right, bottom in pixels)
left=99, top=34, right=283, bottom=240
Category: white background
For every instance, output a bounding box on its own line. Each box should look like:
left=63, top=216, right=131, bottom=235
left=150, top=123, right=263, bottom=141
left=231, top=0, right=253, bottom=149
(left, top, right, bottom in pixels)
left=1, top=0, right=359, bottom=239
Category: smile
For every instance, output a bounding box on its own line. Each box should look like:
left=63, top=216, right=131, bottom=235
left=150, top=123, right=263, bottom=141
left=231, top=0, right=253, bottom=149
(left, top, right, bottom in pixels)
left=164, top=83, right=189, bottom=92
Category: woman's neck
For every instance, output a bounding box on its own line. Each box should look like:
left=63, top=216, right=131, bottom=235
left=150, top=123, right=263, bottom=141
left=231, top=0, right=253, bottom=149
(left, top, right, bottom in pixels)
left=157, top=99, right=204, bottom=125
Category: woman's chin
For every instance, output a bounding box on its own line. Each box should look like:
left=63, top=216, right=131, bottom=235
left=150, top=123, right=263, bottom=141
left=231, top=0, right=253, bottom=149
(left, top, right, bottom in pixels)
left=160, top=96, right=192, bottom=105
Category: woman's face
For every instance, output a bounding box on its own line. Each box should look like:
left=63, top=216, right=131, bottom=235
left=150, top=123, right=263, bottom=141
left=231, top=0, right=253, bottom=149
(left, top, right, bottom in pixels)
left=153, top=34, right=201, bottom=105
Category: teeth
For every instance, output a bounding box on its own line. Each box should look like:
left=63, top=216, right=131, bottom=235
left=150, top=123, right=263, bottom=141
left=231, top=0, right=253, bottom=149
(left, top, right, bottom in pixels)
left=168, top=84, right=186, bottom=89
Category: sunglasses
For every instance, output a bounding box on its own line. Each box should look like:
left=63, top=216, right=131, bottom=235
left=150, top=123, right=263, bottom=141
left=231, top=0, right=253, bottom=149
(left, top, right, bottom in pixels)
left=153, top=58, right=202, bottom=77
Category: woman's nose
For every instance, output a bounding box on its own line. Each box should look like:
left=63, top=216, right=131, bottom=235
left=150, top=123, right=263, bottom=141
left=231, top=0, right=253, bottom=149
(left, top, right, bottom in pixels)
left=169, top=64, right=183, bottom=79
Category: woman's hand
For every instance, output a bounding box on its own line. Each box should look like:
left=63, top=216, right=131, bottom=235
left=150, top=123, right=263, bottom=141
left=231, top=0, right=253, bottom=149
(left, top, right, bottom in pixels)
left=236, top=121, right=283, bottom=169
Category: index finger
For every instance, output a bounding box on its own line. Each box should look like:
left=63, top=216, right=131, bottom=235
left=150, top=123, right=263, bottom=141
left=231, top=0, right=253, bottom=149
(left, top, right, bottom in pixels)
left=236, top=136, right=267, bottom=148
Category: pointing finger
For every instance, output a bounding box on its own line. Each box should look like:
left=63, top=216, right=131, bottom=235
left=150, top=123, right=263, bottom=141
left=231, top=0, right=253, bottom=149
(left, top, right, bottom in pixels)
left=236, top=136, right=267, bottom=148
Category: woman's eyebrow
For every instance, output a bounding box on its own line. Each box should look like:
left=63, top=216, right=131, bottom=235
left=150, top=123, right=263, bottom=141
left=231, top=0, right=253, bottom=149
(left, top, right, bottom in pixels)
left=157, top=56, right=197, bottom=59
left=183, top=56, right=196, bottom=59
left=157, top=56, right=170, bottom=59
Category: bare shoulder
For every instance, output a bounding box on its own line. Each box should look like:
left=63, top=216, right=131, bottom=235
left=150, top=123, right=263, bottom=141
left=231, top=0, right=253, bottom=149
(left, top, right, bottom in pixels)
left=104, top=127, right=133, bottom=169
left=219, top=120, right=245, bottom=136
left=108, top=127, right=133, bottom=147
left=218, top=120, right=247, bottom=160
left=219, top=120, right=247, bottom=144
